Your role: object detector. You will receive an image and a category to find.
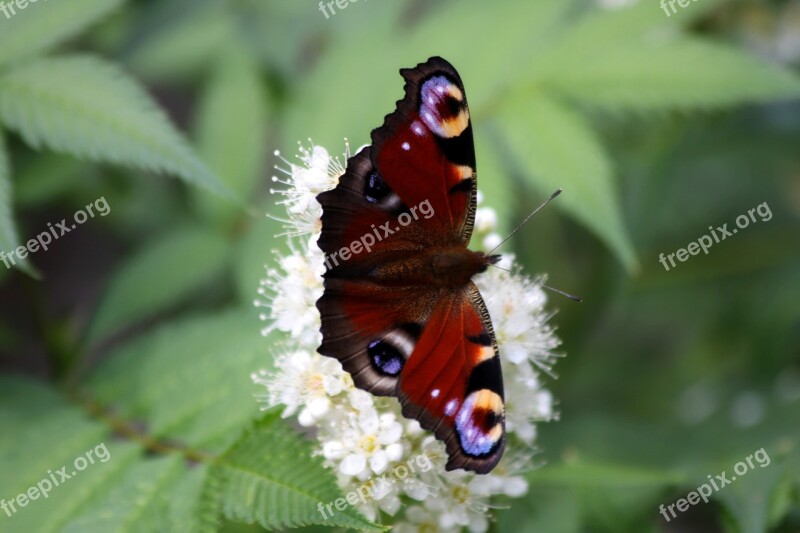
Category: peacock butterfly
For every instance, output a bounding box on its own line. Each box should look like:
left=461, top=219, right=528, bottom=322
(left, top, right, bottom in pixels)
left=316, top=56, right=505, bottom=474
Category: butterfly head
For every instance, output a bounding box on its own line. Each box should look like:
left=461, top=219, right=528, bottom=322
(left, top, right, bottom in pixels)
left=484, top=253, right=503, bottom=267
left=473, top=252, right=502, bottom=274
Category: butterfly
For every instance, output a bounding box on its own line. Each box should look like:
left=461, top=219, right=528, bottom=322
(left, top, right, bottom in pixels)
left=316, top=56, right=505, bottom=474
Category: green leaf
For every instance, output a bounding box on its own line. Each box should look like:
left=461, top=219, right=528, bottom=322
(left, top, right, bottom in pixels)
left=529, top=460, right=685, bottom=488
left=0, top=0, right=123, bottom=67
left=474, top=124, right=516, bottom=236
left=716, top=457, right=794, bottom=533
left=405, top=0, right=571, bottom=111
left=498, top=92, right=637, bottom=271
left=497, top=488, right=581, bottom=533
left=87, top=309, right=271, bottom=452
left=283, top=0, right=567, bottom=150
left=168, top=466, right=217, bottom=533
left=539, top=39, right=800, bottom=111
left=544, top=0, right=728, bottom=51
left=13, top=152, right=90, bottom=208
left=205, top=413, right=384, bottom=531
left=0, top=128, right=35, bottom=276
left=61, top=456, right=184, bottom=533
left=194, top=43, right=268, bottom=225
left=127, top=1, right=235, bottom=82
left=86, top=226, right=230, bottom=345
left=238, top=1, right=326, bottom=78
left=281, top=0, right=412, bottom=150
left=0, top=378, right=142, bottom=532
left=233, top=209, right=286, bottom=305
left=0, top=55, right=231, bottom=198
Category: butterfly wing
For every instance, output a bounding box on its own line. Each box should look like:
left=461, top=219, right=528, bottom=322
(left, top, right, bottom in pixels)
left=398, top=283, right=505, bottom=473
left=374, top=56, right=478, bottom=244
left=316, top=57, right=504, bottom=473
left=317, top=56, right=478, bottom=272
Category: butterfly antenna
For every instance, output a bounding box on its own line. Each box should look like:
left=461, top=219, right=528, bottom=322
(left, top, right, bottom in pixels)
left=486, top=189, right=582, bottom=303
left=488, top=263, right=511, bottom=273
left=486, top=189, right=562, bottom=255
left=541, top=283, right=582, bottom=303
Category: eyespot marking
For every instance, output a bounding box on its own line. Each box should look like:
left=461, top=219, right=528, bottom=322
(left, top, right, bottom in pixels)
left=455, top=389, right=504, bottom=457
left=419, top=75, right=469, bottom=139
left=363, top=168, right=404, bottom=212
left=367, top=328, right=416, bottom=377
left=369, top=340, right=404, bottom=376
left=364, top=171, right=391, bottom=203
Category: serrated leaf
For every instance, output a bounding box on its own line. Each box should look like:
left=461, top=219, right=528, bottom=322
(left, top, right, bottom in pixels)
left=0, top=0, right=122, bottom=67
left=0, top=128, right=35, bottom=276
left=168, top=466, right=217, bottom=533
left=87, top=309, right=271, bottom=452
left=498, top=93, right=637, bottom=271
left=86, top=226, right=230, bottom=345
left=206, top=413, right=384, bottom=531
left=539, top=39, right=800, bottom=111
left=194, top=42, right=268, bottom=225
left=0, top=55, right=231, bottom=198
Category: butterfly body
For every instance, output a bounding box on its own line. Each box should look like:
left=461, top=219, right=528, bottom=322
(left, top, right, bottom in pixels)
left=369, top=247, right=498, bottom=288
left=316, top=57, right=506, bottom=474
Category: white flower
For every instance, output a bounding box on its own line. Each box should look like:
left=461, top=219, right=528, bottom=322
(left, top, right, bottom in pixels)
left=504, top=361, right=555, bottom=443
left=394, top=505, right=459, bottom=533
left=474, top=258, right=561, bottom=373
left=252, top=143, right=565, bottom=530
left=269, top=143, right=346, bottom=236
left=250, top=350, right=348, bottom=421
left=255, top=246, right=325, bottom=347
left=472, top=462, right=529, bottom=499
left=327, top=409, right=405, bottom=477
left=482, top=233, right=502, bottom=251
left=424, top=471, right=491, bottom=533
left=474, top=207, right=497, bottom=234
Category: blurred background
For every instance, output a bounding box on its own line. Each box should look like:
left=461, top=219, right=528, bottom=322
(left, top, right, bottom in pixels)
left=0, top=0, right=798, bottom=531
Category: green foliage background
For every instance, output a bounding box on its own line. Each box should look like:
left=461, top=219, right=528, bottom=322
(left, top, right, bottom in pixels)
left=0, top=0, right=798, bottom=531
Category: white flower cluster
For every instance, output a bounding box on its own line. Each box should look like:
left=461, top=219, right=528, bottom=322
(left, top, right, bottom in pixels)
left=252, top=143, right=563, bottom=532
